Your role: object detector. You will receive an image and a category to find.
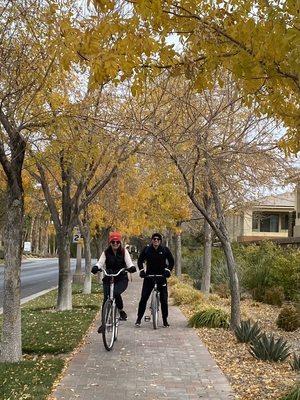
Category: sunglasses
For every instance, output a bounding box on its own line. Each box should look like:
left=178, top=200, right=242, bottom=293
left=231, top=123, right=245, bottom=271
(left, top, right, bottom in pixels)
left=111, top=240, right=121, bottom=245
left=152, top=237, right=161, bottom=241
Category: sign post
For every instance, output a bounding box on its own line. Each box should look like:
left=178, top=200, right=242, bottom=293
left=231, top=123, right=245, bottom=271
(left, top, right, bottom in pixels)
left=72, top=227, right=84, bottom=284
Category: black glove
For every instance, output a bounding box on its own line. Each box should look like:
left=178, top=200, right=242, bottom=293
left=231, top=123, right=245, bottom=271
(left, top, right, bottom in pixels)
left=126, top=266, right=136, bottom=273
left=91, top=265, right=100, bottom=274
left=139, top=270, right=146, bottom=278
left=163, top=268, right=171, bottom=278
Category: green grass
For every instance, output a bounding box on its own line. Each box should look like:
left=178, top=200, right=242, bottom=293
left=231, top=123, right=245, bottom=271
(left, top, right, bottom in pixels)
left=22, top=308, right=97, bottom=354
left=0, top=359, right=64, bottom=400
left=0, top=282, right=102, bottom=400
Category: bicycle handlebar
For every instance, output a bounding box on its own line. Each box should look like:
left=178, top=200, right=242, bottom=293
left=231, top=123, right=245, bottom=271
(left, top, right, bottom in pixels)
left=146, top=274, right=163, bottom=278
left=99, top=267, right=126, bottom=277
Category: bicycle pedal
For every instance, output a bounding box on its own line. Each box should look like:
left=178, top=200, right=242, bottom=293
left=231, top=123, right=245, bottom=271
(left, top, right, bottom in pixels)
left=144, top=316, right=151, bottom=322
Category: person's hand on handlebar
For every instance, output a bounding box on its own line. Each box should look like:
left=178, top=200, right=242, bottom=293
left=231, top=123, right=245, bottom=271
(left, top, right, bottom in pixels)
left=163, top=268, right=171, bottom=278
left=91, top=265, right=101, bottom=274
left=126, top=266, right=136, bottom=273
left=139, top=270, right=146, bottom=278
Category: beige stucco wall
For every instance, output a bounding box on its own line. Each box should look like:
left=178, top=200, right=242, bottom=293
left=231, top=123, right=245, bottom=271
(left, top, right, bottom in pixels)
left=226, top=213, right=245, bottom=241
left=294, top=185, right=300, bottom=237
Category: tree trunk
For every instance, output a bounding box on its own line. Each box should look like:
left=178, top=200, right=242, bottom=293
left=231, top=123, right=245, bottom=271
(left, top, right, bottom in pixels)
left=187, top=178, right=241, bottom=329
left=175, top=228, right=182, bottom=276
left=83, top=224, right=92, bottom=294
left=40, top=219, right=49, bottom=256
left=29, top=214, right=35, bottom=250
left=201, top=196, right=212, bottom=295
left=0, top=186, right=23, bottom=361
left=73, top=241, right=84, bottom=284
left=56, top=230, right=72, bottom=310
left=222, top=237, right=241, bottom=329
left=32, top=214, right=40, bottom=253
left=201, top=218, right=212, bottom=294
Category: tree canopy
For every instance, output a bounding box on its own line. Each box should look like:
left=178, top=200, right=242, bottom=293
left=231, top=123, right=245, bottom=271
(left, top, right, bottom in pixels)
left=86, top=0, right=299, bottom=152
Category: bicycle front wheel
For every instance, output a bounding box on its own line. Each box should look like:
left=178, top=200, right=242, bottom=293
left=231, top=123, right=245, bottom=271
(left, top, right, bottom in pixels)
left=114, top=308, right=120, bottom=342
left=102, top=300, right=116, bottom=351
left=151, top=291, right=159, bottom=330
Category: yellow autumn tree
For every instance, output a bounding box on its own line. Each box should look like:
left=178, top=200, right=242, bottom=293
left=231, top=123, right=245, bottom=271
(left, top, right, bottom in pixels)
left=87, top=0, right=299, bottom=152
left=0, top=0, right=85, bottom=362
left=89, top=153, right=191, bottom=238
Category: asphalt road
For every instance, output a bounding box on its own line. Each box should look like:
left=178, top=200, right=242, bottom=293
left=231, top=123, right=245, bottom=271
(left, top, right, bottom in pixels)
left=0, top=258, right=84, bottom=309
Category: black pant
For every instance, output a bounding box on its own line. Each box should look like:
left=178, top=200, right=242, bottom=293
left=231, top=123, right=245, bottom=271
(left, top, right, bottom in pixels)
left=102, top=278, right=128, bottom=310
left=137, top=278, right=168, bottom=321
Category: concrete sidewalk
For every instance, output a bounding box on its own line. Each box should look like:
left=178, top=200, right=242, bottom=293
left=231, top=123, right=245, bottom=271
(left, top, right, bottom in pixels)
left=53, top=276, right=234, bottom=400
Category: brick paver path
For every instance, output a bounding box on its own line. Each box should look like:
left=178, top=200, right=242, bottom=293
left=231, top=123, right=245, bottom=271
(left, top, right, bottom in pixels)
left=53, top=276, right=234, bottom=400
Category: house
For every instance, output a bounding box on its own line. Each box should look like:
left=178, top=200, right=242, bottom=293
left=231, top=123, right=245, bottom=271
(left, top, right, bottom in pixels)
left=226, top=192, right=296, bottom=242
left=293, top=184, right=300, bottom=237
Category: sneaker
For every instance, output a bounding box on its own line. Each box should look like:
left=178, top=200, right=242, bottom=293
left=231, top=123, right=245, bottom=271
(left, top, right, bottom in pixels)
left=119, top=310, right=127, bottom=321
left=135, top=318, right=141, bottom=327
left=97, top=325, right=103, bottom=333
left=163, top=320, right=170, bottom=327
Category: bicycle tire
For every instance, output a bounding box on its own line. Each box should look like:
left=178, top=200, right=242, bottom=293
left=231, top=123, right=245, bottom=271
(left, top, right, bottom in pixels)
left=102, top=300, right=116, bottom=351
left=151, top=290, right=159, bottom=329
left=114, top=308, right=120, bottom=341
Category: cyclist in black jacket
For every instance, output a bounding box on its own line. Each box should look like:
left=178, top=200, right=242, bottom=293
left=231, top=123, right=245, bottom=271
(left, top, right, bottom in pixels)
left=135, top=233, right=174, bottom=327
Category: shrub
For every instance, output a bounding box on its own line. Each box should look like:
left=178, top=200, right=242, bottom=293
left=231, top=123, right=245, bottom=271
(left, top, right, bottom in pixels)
left=211, top=259, right=229, bottom=285
left=213, top=282, right=230, bottom=298
left=188, top=307, right=230, bottom=329
left=280, top=386, right=300, bottom=400
left=236, top=242, right=300, bottom=302
left=264, top=286, right=285, bottom=306
left=168, top=275, right=179, bottom=287
left=193, top=279, right=202, bottom=290
left=208, top=293, right=222, bottom=303
left=178, top=273, right=194, bottom=286
left=182, top=246, right=228, bottom=286
left=234, top=320, right=262, bottom=343
left=171, top=283, right=204, bottom=305
left=249, top=333, right=290, bottom=362
left=290, top=353, right=300, bottom=371
left=276, top=305, right=300, bottom=332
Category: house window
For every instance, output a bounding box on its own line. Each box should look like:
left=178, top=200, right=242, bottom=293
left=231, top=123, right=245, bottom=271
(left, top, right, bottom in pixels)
left=252, top=213, right=259, bottom=231
left=252, top=212, right=281, bottom=233
left=260, top=214, right=279, bottom=232
left=280, top=213, right=289, bottom=231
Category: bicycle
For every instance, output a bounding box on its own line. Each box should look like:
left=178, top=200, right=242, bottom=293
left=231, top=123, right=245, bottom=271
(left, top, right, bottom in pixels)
left=145, top=275, right=163, bottom=330
left=100, top=267, right=126, bottom=351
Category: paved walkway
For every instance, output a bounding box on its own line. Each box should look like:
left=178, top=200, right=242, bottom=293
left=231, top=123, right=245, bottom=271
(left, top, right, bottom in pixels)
left=53, top=277, right=234, bottom=400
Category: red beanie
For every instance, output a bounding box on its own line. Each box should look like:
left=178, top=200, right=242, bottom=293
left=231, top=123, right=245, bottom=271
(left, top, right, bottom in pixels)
left=109, top=231, right=122, bottom=243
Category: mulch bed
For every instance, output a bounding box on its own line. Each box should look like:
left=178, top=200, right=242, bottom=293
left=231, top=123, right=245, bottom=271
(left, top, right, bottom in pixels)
left=179, top=298, right=299, bottom=400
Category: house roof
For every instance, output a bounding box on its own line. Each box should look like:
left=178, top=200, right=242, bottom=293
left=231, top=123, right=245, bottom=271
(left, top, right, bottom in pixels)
left=254, top=191, right=295, bottom=210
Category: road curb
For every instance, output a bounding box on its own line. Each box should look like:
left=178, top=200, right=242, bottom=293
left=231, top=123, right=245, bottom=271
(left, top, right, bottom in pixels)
left=0, top=286, right=58, bottom=315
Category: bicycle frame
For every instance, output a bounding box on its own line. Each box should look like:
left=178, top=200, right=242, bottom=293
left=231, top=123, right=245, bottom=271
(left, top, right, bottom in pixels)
left=100, top=267, right=126, bottom=351
left=146, top=275, right=163, bottom=329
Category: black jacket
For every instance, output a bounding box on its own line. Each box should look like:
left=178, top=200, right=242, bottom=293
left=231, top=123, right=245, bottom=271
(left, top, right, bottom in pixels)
left=137, top=244, right=174, bottom=275
left=103, top=246, right=128, bottom=283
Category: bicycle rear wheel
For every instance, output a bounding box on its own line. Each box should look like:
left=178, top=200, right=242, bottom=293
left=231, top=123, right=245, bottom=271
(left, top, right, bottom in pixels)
left=151, top=291, right=159, bottom=329
left=102, top=300, right=116, bottom=351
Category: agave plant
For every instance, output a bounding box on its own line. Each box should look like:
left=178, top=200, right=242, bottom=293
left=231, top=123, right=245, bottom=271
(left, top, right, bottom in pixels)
left=234, top=320, right=262, bottom=343
left=250, top=333, right=291, bottom=362
left=290, top=353, right=300, bottom=371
